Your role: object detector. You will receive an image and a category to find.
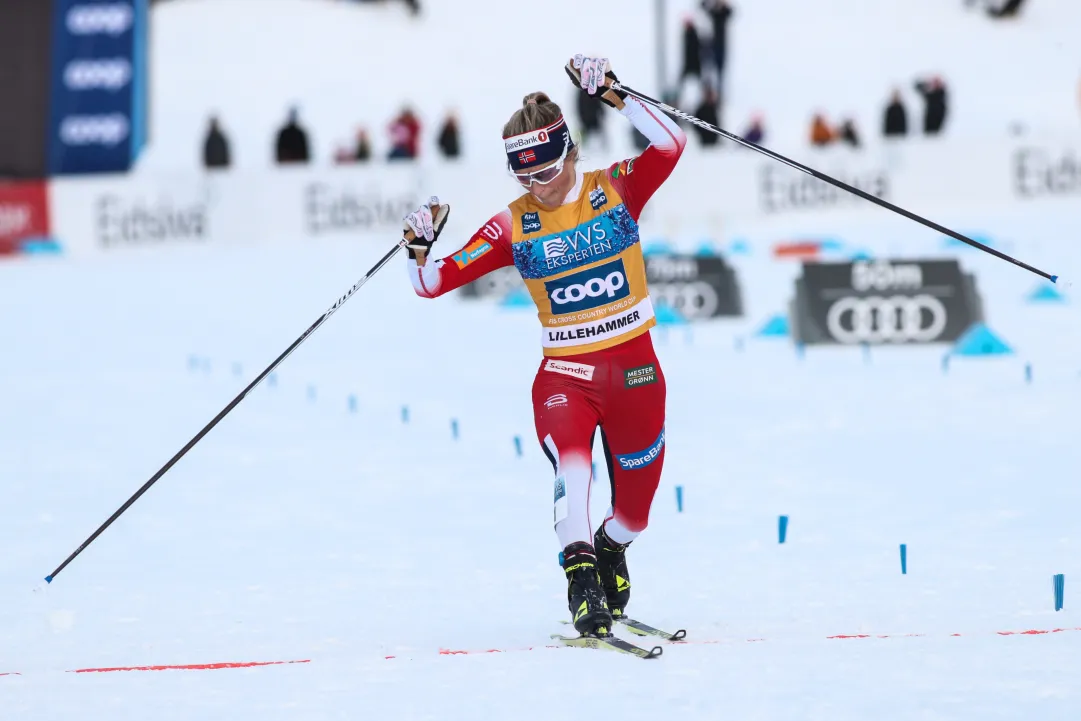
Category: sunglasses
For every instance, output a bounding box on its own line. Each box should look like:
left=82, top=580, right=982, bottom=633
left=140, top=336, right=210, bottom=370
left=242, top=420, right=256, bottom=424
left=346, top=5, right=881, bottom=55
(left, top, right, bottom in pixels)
left=510, top=140, right=571, bottom=187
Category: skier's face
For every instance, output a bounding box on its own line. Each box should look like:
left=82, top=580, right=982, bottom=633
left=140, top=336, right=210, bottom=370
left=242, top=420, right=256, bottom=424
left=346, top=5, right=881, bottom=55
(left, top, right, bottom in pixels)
left=527, top=151, right=577, bottom=209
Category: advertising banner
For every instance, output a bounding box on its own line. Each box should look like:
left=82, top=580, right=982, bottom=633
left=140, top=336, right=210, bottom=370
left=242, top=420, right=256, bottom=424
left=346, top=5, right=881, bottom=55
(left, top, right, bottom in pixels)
left=0, top=182, right=54, bottom=256
left=790, top=259, right=984, bottom=345
left=47, top=0, right=148, bottom=175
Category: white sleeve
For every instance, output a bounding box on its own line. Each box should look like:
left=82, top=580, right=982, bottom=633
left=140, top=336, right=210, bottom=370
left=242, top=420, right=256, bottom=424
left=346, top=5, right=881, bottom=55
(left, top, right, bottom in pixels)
left=619, top=97, right=685, bottom=152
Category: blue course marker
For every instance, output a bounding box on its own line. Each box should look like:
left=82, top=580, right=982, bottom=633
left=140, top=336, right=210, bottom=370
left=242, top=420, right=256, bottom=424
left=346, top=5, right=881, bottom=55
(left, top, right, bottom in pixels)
left=675, top=485, right=684, bottom=512
left=451, top=419, right=459, bottom=440
left=1025, top=363, right=1033, bottom=384
left=401, top=405, right=409, bottom=423
left=348, top=395, right=357, bottom=413
left=514, top=436, right=522, bottom=457
left=188, top=355, right=199, bottom=371
left=900, top=544, right=908, bottom=574
left=1054, top=574, right=1065, bottom=611
left=778, top=515, right=789, bottom=544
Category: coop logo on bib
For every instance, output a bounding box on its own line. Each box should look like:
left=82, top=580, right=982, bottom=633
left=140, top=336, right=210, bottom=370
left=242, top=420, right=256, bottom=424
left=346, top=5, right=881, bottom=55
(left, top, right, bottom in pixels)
left=545, top=259, right=629, bottom=313
left=589, top=186, right=608, bottom=210
left=616, top=427, right=665, bottom=470
left=521, top=212, right=541, bottom=234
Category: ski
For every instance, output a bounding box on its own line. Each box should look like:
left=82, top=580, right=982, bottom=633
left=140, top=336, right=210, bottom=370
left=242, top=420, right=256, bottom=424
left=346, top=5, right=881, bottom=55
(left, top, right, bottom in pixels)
left=550, top=633, right=663, bottom=659
left=561, top=617, right=687, bottom=642
left=614, top=616, right=687, bottom=642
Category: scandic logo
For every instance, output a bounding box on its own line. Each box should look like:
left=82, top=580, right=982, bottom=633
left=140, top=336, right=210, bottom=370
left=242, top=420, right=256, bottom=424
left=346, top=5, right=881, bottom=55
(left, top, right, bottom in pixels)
left=544, top=359, right=595, bottom=381
left=452, top=239, right=492, bottom=269
left=617, top=428, right=665, bottom=470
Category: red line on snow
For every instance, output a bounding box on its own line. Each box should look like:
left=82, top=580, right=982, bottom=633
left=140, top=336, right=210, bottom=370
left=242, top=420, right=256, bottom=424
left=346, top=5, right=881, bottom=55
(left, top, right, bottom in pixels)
left=69, top=659, right=310, bottom=674
left=0, top=672, right=21, bottom=676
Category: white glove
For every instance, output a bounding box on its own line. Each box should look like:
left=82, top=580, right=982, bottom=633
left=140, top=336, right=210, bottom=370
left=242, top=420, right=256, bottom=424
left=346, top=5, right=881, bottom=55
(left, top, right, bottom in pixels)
left=403, top=196, right=450, bottom=262
left=566, top=55, right=628, bottom=109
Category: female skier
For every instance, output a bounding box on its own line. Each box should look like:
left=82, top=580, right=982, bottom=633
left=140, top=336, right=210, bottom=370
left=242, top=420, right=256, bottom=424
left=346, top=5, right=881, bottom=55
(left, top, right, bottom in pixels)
left=403, top=55, right=686, bottom=638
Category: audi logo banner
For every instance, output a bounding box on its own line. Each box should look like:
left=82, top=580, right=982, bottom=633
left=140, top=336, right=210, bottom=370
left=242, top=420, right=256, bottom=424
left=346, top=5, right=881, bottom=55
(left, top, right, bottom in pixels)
left=790, top=259, right=985, bottom=345
left=47, top=1, right=148, bottom=174
left=460, top=253, right=743, bottom=321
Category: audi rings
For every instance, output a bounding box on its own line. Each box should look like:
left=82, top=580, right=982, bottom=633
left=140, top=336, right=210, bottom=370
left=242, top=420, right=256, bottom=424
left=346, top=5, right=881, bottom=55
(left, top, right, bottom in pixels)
left=825, top=294, right=948, bottom=343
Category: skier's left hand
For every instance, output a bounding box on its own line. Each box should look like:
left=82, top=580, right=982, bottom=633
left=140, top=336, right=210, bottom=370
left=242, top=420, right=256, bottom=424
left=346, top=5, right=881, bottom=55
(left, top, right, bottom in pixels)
left=565, top=55, right=628, bottom=110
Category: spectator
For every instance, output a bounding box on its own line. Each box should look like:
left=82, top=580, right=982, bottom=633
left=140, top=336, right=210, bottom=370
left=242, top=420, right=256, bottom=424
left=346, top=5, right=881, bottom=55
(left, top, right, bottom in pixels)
left=700, top=0, right=733, bottom=89
left=810, top=113, right=835, bottom=146
left=437, top=112, right=460, bottom=159
left=692, top=85, right=721, bottom=147
left=355, top=128, right=372, bottom=161
left=576, top=88, right=606, bottom=150
left=387, top=107, right=421, bottom=160
left=680, top=17, right=702, bottom=82
left=914, top=76, right=949, bottom=135
left=986, top=0, right=1026, bottom=18
left=839, top=118, right=861, bottom=148
left=275, top=107, right=310, bottom=164
left=883, top=89, right=908, bottom=137
left=202, top=115, right=230, bottom=169
left=742, top=113, right=764, bottom=144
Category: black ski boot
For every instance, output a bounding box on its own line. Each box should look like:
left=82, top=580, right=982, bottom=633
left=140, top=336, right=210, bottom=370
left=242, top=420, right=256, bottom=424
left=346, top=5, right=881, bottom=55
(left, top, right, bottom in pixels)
left=562, top=542, right=613, bottom=637
left=594, top=524, right=631, bottom=619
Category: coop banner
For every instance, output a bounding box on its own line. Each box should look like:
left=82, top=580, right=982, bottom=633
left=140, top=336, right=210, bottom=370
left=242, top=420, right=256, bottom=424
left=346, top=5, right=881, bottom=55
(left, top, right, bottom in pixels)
left=47, top=0, right=148, bottom=174
left=790, top=259, right=984, bottom=345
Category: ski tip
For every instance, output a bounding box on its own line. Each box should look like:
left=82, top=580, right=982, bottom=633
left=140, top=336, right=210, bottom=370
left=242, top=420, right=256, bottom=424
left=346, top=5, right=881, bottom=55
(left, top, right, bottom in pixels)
left=44, top=575, right=53, bottom=584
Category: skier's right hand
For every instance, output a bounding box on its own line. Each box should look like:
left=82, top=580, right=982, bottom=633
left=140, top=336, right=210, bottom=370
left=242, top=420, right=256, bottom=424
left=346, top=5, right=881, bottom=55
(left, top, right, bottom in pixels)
left=404, top=196, right=451, bottom=264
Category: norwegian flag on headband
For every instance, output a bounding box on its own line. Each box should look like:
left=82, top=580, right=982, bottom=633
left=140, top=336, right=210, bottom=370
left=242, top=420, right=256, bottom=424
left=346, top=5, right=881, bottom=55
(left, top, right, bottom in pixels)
left=504, top=115, right=573, bottom=172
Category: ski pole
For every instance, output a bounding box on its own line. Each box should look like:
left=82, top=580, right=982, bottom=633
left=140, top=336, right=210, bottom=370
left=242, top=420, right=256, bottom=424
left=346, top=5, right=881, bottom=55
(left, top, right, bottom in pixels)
left=44, top=219, right=431, bottom=584
left=613, top=82, right=1066, bottom=286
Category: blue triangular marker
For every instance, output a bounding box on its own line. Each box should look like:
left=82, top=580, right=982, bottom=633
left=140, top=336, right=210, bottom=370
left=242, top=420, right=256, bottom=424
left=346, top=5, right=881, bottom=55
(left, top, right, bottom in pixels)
left=1027, top=283, right=1065, bottom=303
left=728, top=239, right=751, bottom=255
left=499, top=287, right=533, bottom=308
left=695, top=242, right=718, bottom=257
left=642, top=240, right=675, bottom=256
left=952, top=323, right=1012, bottom=356
left=942, top=233, right=995, bottom=250
left=654, top=304, right=687, bottom=325
left=756, top=314, right=789, bottom=337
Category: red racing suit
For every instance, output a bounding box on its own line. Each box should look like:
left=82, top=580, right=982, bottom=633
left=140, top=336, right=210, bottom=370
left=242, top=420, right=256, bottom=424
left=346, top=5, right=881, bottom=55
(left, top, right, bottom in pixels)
left=408, top=98, right=686, bottom=549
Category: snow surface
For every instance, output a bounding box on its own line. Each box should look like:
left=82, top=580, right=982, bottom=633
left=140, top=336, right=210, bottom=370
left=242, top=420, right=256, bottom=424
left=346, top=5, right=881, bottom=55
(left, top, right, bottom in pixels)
left=2, top=216, right=1080, bottom=718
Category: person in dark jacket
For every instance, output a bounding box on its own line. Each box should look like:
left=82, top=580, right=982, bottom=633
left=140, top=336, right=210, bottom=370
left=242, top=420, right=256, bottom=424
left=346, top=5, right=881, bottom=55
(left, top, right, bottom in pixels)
left=275, top=107, right=310, bottom=164
left=437, top=112, right=460, bottom=159
left=883, top=89, right=908, bottom=137
left=202, top=115, right=230, bottom=169
left=693, top=85, right=721, bottom=147
left=700, top=0, right=733, bottom=87
left=742, top=113, right=764, bottom=144
left=915, top=76, right=948, bottom=135
left=680, top=17, right=702, bottom=82
left=576, top=89, right=606, bottom=149
left=839, top=118, right=861, bottom=148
